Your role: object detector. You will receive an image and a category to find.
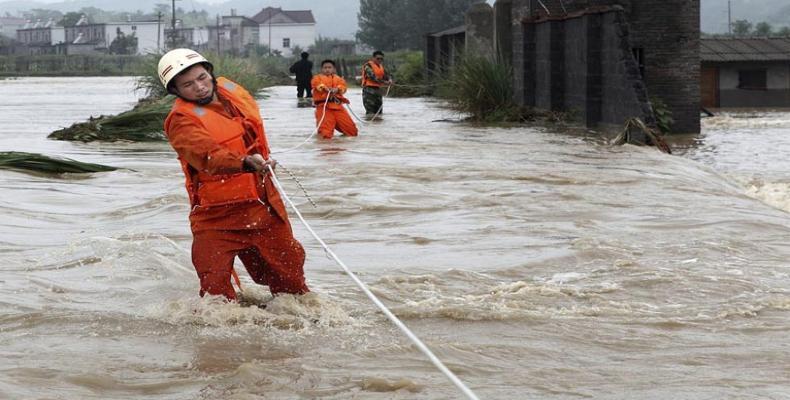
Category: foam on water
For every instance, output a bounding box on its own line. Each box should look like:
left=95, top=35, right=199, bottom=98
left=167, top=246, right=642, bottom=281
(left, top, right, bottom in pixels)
left=744, top=180, right=790, bottom=213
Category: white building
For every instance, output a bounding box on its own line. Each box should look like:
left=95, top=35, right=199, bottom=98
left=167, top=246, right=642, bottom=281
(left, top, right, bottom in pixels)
left=15, top=18, right=66, bottom=54
left=0, top=17, right=26, bottom=39
left=65, top=16, right=166, bottom=55
left=251, top=7, right=315, bottom=56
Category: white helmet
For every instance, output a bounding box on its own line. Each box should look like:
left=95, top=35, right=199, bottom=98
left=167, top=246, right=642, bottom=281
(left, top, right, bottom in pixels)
left=157, top=48, right=213, bottom=90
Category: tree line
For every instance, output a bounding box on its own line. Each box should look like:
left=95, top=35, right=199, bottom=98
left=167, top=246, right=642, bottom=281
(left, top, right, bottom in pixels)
left=706, top=20, right=790, bottom=37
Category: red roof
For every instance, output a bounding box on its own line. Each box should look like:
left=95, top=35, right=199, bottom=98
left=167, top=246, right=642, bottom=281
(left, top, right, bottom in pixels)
left=252, top=7, right=315, bottom=24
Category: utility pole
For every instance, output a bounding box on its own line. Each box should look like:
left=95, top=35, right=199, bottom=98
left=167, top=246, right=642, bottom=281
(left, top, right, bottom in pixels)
left=156, top=11, right=162, bottom=52
left=169, top=0, right=180, bottom=49
left=268, top=9, right=272, bottom=57
left=728, top=0, right=732, bottom=35
left=216, top=14, right=221, bottom=54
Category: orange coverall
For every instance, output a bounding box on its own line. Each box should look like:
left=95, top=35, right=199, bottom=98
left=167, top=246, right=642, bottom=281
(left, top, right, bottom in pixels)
left=311, top=74, right=359, bottom=139
left=164, top=77, right=309, bottom=300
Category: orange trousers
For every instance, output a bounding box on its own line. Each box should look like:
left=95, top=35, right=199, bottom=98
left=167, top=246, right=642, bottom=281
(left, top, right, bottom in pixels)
left=191, top=214, right=309, bottom=301
left=316, top=106, right=358, bottom=139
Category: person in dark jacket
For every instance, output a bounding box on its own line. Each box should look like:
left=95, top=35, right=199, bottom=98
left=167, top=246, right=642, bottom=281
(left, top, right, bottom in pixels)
left=289, top=52, right=313, bottom=99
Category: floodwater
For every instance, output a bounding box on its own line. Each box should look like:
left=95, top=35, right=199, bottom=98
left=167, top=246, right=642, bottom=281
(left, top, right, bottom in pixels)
left=1, top=77, right=789, bottom=399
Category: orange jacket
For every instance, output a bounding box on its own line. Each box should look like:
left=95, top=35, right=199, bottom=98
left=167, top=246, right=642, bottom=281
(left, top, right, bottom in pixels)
left=361, top=60, right=386, bottom=88
left=311, top=74, right=350, bottom=110
left=164, top=77, right=288, bottom=229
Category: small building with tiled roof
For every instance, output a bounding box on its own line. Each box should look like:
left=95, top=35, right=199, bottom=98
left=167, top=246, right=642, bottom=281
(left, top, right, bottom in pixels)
left=251, top=7, right=316, bottom=56
left=701, top=37, right=790, bottom=108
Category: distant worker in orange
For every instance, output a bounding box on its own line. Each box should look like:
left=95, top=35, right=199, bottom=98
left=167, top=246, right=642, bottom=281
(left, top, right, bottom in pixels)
left=311, top=59, right=358, bottom=139
left=158, top=48, right=309, bottom=301
left=361, top=50, right=393, bottom=118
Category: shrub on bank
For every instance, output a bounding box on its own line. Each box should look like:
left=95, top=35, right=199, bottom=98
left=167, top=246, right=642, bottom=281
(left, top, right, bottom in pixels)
left=435, top=55, right=522, bottom=122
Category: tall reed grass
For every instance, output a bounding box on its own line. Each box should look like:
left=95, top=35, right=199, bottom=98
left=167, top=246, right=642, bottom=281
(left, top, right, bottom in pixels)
left=436, top=55, right=522, bottom=122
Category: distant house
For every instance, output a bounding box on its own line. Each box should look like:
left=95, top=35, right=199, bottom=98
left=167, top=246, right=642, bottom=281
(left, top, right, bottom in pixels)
left=64, top=15, right=165, bottom=55
left=207, top=11, right=259, bottom=55
left=0, top=17, right=26, bottom=39
left=251, top=7, right=316, bottom=56
left=701, top=37, right=790, bottom=108
left=16, top=18, right=65, bottom=54
left=165, top=21, right=210, bottom=50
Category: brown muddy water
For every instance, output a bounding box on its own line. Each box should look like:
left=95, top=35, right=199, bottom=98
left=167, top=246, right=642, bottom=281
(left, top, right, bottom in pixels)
left=1, top=77, right=789, bottom=399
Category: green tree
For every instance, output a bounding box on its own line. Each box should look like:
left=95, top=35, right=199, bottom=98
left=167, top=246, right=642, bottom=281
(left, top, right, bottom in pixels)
left=108, top=30, right=138, bottom=55
left=778, top=26, right=790, bottom=36
left=754, top=21, right=773, bottom=36
left=59, top=12, right=84, bottom=27
left=732, top=19, right=753, bottom=36
left=357, top=0, right=479, bottom=51
left=309, top=35, right=351, bottom=54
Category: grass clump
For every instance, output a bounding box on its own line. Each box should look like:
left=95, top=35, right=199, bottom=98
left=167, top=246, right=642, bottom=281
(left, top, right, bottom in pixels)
left=49, top=97, right=173, bottom=142
left=388, top=51, right=432, bottom=98
left=436, top=55, right=522, bottom=122
left=0, top=152, right=117, bottom=174
left=650, top=96, right=675, bottom=134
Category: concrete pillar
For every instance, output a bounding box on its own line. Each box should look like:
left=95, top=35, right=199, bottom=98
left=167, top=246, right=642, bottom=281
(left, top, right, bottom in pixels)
left=494, top=0, right=513, bottom=63
left=511, top=0, right=531, bottom=105
left=465, top=3, right=494, bottom=58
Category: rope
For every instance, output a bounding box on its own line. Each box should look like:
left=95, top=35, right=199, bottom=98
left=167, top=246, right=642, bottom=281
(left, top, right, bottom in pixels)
left=346, top=84, right=392, bottom=125
left=537, top=0, right=551, bottom=15
left=265, top=164, right=481, bottom=400
left=271, top=97, right=329, bottom=155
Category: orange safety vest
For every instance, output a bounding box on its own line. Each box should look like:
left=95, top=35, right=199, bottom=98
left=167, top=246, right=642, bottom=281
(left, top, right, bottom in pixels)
left=311, top=74, right=350, bottom=110
left=164, top=77, right=286, bottom=219
left=361, top=61, right=386, bottom=88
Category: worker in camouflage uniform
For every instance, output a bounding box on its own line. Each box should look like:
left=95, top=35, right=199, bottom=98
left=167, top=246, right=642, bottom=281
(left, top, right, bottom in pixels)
left=360, top=50, right=393, bottom=119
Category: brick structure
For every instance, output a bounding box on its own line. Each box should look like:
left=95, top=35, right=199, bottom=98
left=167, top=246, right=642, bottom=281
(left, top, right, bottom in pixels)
left=426, top=0, right=700, bottom=133
left=465, top=3, right=494, bottom=58
left=508, top=0, right=700, bottom=133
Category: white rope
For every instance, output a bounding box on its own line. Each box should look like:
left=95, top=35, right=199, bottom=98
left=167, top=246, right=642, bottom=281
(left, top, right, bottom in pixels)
left=271, top=96, right=330, bottom=155
left=266, top=164, right=481, bottom=400
left=346, top=84, right=392, bottom=125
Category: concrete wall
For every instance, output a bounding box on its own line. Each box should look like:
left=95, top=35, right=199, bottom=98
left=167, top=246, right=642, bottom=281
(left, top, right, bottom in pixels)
left=466, top=3, right=494, bottom=58
left=494, top=0, right=513, bottom=64
left=521, top=8, right=654, bottom=128
left=598, top=11, right=653, bottom=126
left=259, top=24, right=315, bottom=56
left=625, top=0, right=700, bottom=133
left=717, top=62, right=790, bottom=108
left=509, top=0, right=700, bottom=133
left=511, top=0, right=531, bottom=105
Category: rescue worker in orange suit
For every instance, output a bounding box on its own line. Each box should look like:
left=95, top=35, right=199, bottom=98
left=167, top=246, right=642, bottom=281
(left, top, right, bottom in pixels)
left=158, top=49, right=309, bottom=301
left=361, top=50, right=393, bottom=118
left=310, top=59, right=359, bottom=139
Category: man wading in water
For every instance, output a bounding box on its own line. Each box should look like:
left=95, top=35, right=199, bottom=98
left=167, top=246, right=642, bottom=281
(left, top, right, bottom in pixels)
left=289, top=51, right=313, bottom=107
left=361, top=50, right=393, bottom=119
left=311, top=59, right=359, bottom=139
left=158, top=49, right=310, bottom=301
